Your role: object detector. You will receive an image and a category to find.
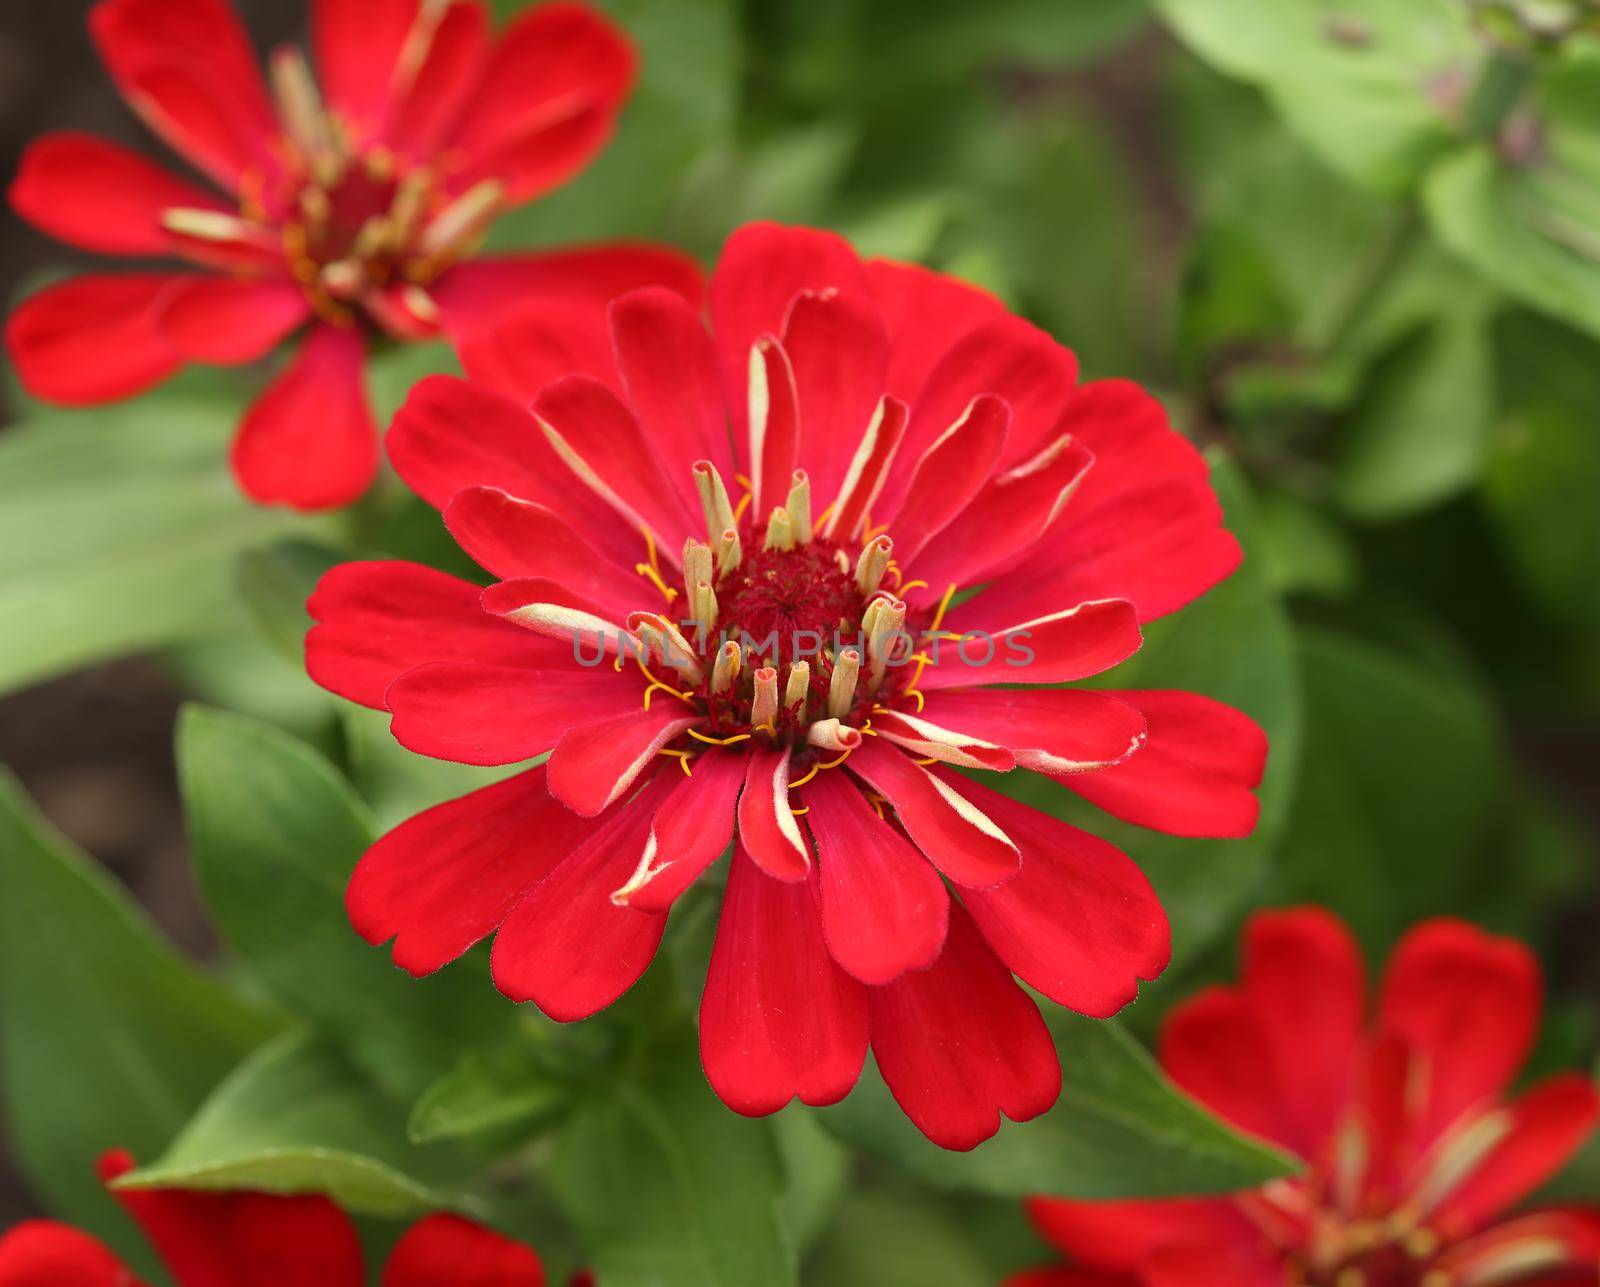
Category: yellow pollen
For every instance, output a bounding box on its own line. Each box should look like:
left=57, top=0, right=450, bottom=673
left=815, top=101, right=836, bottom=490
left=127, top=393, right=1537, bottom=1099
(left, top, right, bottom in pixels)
left=789, top=805, right=810, bottom=816
left=657, top=747, right=695, bottom=777
left=685, top=729, right=753, bottom=747
left=897, top=578, right=929, bottom=596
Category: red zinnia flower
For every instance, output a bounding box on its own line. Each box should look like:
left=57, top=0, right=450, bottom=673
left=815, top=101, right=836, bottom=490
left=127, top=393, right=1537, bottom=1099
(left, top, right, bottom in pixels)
left=306, top=222, right=1268, bottom=1149
left=1013, top=909, right=1600, bottom=1286
left=4, top=0, right=701, bottom=511
left=0, top=1150, right=549, bottom=1285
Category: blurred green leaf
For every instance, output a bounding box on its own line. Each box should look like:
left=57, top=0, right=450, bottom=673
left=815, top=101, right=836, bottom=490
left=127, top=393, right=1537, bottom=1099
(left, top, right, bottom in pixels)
left=1255, top=487, right=1360, bottom=597
left=1159, top=0, right=1478, bottom=191
left=1426, top=54, right=1600, bottom=339
left=236, top=539, right=346, bottom=665
left=1278, top=627, right=1503, bottom=948
left=547, top=1022, right=796, bottom=1287
left=178, top=706, right=514, bottom=1101
left=118, top=1030, right=452, bottom=1217
left=803, top=1187, right=1041, bottom=1287
left=1333, top=301, right=1498, bottom=519
left=0, top=772, right=279, bottom=1267
left=0, top=399, right=313, bottom=697
left=408, top=1046, right=571, bottom=1146
left=1481, top=310, right=1600, bottom=632
left=819, top=1015, right=1297, bottom=1198
left=774, top=1107, right=851, bottom=1256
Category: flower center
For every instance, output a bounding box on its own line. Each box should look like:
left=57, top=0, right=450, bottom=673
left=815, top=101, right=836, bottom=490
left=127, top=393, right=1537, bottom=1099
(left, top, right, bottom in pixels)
left=631, top=460, right=926, bottom=751
left=159, top=47, right=500, bottom=339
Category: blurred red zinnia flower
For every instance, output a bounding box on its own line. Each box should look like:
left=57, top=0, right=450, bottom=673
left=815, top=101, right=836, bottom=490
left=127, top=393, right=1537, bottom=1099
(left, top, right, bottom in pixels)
left=4, top=0, right=701, bottom=510
left=305, top=222, right=1268, bottom=1150
left=0, top=1150, right=548, bottom=1285
left=1013, top=909, right=1600, bottom=1286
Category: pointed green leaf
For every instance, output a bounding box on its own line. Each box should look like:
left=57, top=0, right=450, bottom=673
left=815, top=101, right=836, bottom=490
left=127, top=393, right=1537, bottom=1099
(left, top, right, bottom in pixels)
left=0, top=771, right=280, bottom=1260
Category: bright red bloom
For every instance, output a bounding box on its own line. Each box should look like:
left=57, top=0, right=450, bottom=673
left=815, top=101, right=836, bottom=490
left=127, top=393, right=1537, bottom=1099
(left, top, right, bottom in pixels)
left=1014, top=910, right=1600, bottom=1286
left=0, top=1150, right=546, bottom=1286
left=4, top=0, right=701, bottom=510
left=306, top=222, right=1267, bottom=1150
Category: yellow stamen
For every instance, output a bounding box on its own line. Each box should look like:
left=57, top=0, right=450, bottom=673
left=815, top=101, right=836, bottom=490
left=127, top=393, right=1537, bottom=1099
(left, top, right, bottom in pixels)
left=658, top=747, right=695, bottom=777
left=686, top=728, right=753, bottom=747
left=694, top=460, right=737, bottom=539
left=785, top=470, right=812, bottom=544
left=828, top=649, right=860, bottom=720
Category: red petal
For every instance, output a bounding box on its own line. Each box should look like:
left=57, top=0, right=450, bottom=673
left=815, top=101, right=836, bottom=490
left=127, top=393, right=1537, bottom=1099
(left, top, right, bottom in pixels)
left=387, top=661, right=644, bottom=767
left=781, top=287, right=891, bottom=506
left=747, top=334, right=801, bottom=520
left=610, top=287, right=735, bottom=514
left=974, top=477, right=1240, bottom=628
left=382, top=1, right=488, bottom=156
left=738, top=743, right=811, bottom=881
left=5, top=274, right=183, bottom=405
left=905, top=436, right=1094, bottom=594
left=348, top=764, right=598, bottom=976
left=313, top=0, right=420, bottom=136
left=917, top=599, right=1142, bottom=693
left=1025, top=1195, right=1250, bottom=1274
left=1240, top=907, right=1365, bottom=1157
left=882, top=392, right=1009, bottom=565
left=532, top=374, right=698, bottom=555
left=9, top=132, right=227, bottom=256
left=1377, top=918, right=1542, bottom=1149
left=1431, top=1074, right=1600, bottom=1229
left=387, top=376, right=644, bottom=569
left=845, top=742, right=1018, bottom=887
left=869, top=900, right=1061, bottom=1150
left=953, top=775, right=1169, bottom=1018
left=307, top=560, right=560, bottom=710
left=89, top=0, right=276, bottom=189
left=491, top=772, right=674, bottom=1019
left=913, top=689, right=1147, bottom=775
left=867, top=709, right=1017, bottom=772
left=699, top=845, right=869, bottom=1115
left=1156, top=985, right=1294, bottom=1151
left=434, top=245, right=704, bottom=345
left=1431, top=1210, right=1600, bottom=1285
left=547, top=704, right=695, bottom=816
left=0, top=1220, right=130, bottom=1287
left=1003, top=1272, right=1134, bottom=1287
left=157, top=277, right=308, bottom=364
left=709, top=223, right=868, bottom=443
left=865, top=258, right=1007, bottom=404
left=381, top=1213, right=543, bottom=1287
left=443, top=486, right=647, bottom=618
left=881, top=313, right=1077, bottom=520
left=804, top=771, right=948, bottom=985
left=231, top=326, right=378, bottom=511
left=824, top=395, right=909, bottom=545
left=449, top=1, right=634, bottom=199
left=614, top=749, right=744, bottom=913
left=1142, top=1241, right=1282, bottom=1287
left=101, top=1150, right=364, bottom=1287
left=455, top=297, right=619, bottom=400
left=1060, top=690, right=1267, bottom=839
left=1051, top=379, right=1208, bottom=517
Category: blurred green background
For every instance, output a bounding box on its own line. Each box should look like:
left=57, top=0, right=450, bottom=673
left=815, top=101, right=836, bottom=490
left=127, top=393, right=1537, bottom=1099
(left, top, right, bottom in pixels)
left=2, top=0, right=1598, bottom=1282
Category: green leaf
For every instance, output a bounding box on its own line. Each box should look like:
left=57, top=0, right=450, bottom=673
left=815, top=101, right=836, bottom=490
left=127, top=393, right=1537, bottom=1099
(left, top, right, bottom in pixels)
left=118, top=1030, right=452, bottom=1217
left=0, top=398, right=314, bottom=696
left=237, top=539, right=346, bottom=665
left=1481, top=310, right=1600, bottom=632
left=177, top=706, right=514, bottom=1101
left=1425, top=55, right=1600, bottom=340
left=0, top=772, right=279, bottom=1263
left=773, top=1107, right=851, bottom=1256
left=408, top=1047, right=571, bottom=1146
left=1159, top=0, right=1478, bottom=191
left=819, top=1015, right=1297, bottom=1198
left=546, top=1025, right=797, bottom=1287
left=1332, top=301, right=1498, bottom=519
left=1278, top=627, right=1503, bottom=948
left=1254, top=487, right=1360, bottom=597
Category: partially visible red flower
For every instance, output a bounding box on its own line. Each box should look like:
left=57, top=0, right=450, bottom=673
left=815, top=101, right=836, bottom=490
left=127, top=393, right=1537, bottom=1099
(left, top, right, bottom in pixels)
left=1013, top=910, right=1600, bottom=1286
left=306, top=222, right=1267, bottom=1150
left=4, top=0, right=701, bottom=511
left=0, top=1150, right=549, bottom=1285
